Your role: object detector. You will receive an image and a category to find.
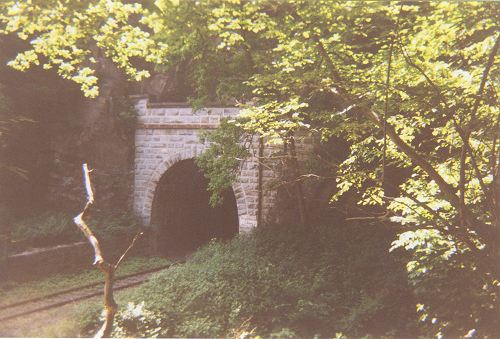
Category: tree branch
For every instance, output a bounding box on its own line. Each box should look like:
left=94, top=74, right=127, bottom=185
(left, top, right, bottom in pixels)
left=399, top=193, right=482, bottom=254
left=308, top=22, right=492, bottom=237
left=345, top=212, right=389, bottom=222
left=304, top=16, right=462, bottom=209
left=463, top=33, right=500, bottom=222
left=360, top=107, right=458, bottom=199
left=397, top=31, right=499, bottom=202
left=466, top=33, right=500, bottom=136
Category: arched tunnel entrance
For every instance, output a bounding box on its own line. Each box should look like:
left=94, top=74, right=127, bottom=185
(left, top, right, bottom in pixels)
left=151, top=159, right=239, bottom=257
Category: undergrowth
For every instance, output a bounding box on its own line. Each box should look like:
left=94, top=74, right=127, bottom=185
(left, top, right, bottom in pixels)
left=9, top=212, right=138, bottom=252
left=10, top=212, right=80, bottom=249
left=82, top=222, right=418, bottom=338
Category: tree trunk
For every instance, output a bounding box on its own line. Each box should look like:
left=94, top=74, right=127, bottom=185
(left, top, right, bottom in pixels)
left=288, top=136, right=307, bottom=225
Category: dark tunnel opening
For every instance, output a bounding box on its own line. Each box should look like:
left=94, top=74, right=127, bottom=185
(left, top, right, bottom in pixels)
left=151, top=159, right=239, bottom=257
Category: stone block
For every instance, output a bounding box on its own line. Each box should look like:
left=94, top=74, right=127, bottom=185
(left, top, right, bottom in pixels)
left=178, top=108, right=193, bottom=115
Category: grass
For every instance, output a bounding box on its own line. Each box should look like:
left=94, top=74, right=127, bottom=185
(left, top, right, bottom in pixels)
left=0, top=287, right=139, bottom=337
left=0, top=256, right=170, bottom=308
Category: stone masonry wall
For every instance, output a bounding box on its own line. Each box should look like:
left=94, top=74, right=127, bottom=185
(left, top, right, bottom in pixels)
left=131, top=96, right=315, bottom=233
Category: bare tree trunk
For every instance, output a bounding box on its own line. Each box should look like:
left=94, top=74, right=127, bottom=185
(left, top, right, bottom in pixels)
left=94, top=263, right=117, bottom=338
left=74, top=163, right=143, bottom=338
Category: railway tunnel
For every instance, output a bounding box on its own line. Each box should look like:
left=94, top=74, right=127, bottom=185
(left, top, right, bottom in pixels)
left=150, top=159, right=239, bottom=257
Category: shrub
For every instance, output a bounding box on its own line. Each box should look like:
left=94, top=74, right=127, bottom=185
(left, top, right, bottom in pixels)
left=11, top=212, right=80, bottom=248
left=392, top=230, right=499, bottom=337
left=89, top=213, right=138, bottom=241
left=10, top=212, right=139, bottom=252
left=85, top=222, right=418, bottom=337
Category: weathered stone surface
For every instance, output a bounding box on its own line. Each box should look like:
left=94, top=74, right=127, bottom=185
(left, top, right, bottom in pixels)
left=131, top=97, right=316, bottom=233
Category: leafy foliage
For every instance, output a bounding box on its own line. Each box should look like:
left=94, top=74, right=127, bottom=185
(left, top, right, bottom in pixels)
left=174, top=3, right=500, bottom=336
left=196, top=118, right=250, bottom=206
left=391, top=230, right=499, bottom=336
left=1, top=1, right=498, bottom=336
left=11, top=212, right=81, bottom=248
left=9, top=212, right=138, bottom=251
left=84, top=223, right=416, bottom=338
left=0, top=0, right=166, bottom=97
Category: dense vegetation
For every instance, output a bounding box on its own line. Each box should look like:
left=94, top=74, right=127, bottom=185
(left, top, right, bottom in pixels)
left=0, top=1, right=498, bottom=337
left=80, top=223, right=416, bottom=338
left=9, top=212, right=139, bottom=253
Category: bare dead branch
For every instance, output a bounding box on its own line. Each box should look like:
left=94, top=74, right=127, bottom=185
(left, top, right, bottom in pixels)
left=114, top=230, right=144, bottom=269
left=73, top=164, right=104, bottom=265
left=83, top=164, right=95, bottom=204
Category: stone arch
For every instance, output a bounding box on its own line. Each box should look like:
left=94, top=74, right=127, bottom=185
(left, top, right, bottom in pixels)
left=140, top=149, right=250, bottom=232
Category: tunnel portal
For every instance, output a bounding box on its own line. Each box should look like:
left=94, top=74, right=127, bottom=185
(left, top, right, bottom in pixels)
left=151, top=159, right=239, bottom=257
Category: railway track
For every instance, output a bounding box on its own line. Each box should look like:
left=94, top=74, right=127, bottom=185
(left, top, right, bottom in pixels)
left=0, top=262, right=179, bottom=322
